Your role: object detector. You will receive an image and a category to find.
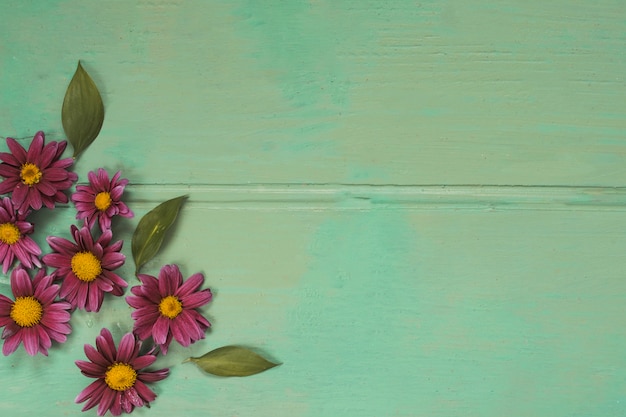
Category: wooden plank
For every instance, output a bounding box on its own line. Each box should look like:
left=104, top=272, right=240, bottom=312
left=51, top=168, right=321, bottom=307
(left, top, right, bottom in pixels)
left=1, top=1, right=625, bottom=186
left=0, top=199, right=625, bottom=416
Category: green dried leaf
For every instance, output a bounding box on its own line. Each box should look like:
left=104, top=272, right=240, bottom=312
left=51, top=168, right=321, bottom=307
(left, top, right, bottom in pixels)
left=132, top=195, right=187, bottom=274
left=184, top=346, right=280, bottom=377
left=62, top=61, right=104, bottom=158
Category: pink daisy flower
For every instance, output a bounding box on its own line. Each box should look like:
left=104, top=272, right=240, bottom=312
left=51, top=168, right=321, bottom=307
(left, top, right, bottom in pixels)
left=0, top=196, right=41, bottom=273
left=126, top=264, right=212, bottom=355
left=75, top=328, right=169, bottom=416
left=0, top=131, right=78, bottom=213
left=0, top=267, right=72, bottom=356
left=42, top=224, right=127, bottom=312
left=71, top=168, right=134, bottom=232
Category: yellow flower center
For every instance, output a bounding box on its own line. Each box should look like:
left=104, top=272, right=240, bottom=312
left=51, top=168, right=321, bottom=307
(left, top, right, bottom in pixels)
left=0, top=223, right=20, bottom=245
left=20, top=163, right=42, bottom=186
left=105, top=363, right=137, bottom=392
left=71, top=251, right=102, bottom=282
left=159, top=295, right=183, bottom=319
left=94, top=191, right=112, bottom=211
left=10, top=296, right=43, bottom=327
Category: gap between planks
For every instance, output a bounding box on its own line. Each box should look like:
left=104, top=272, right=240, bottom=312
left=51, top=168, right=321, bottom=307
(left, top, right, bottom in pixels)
left=110, top=183, right=626, bottom=212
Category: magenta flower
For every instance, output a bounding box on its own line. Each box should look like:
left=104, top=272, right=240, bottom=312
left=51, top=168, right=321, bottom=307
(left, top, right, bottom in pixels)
left=0, top=131, right=78, bottom=213
left=72, top=168, right=134, bottom=231
left=0, top=197, right=41, bottom=273
left=75, top=328, right=169, bottom=416
left=126, top=264, right=212, bottom=355
left=43, top=224, right=127, bottom=312
left=0, top=267, right=72, bottom=356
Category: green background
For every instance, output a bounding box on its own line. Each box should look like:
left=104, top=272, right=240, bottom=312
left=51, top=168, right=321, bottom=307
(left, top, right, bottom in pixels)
left=1, top=1, right=626, bottom=416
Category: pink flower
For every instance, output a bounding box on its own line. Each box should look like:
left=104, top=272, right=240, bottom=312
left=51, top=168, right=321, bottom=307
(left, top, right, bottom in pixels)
left=0, top=131, right=78, bottom=213
left=75, top=328, right=169, bottom=416
left=43, top=224, right=127, bottom=312
left=72, top=168, right=134, bottom=231
left=0, top=267, right=72, bottom=356
left=126, top=264, right=212, bottom=355
left=0, top=197, right=41, bottom=272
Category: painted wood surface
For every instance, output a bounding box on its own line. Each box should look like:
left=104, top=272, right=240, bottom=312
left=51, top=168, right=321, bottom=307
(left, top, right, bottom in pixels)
left=1, top=1, right=625, bottom=416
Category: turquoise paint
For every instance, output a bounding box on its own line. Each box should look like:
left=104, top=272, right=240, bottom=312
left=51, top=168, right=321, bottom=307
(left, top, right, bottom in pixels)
left=233, top=0, right=351, bottom=111
left=2, top=1, right=626, bottom=416
left=288, top=209, right=420, bottom=416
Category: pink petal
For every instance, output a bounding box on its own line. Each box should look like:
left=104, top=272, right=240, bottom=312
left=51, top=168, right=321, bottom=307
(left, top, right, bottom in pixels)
left=110, top=185, right=125, bottom=200
left=124, top=387, right=145, bottom=408
left=75, top=379, right=106, bottom=404
left=0, top=295, right=12, bottom=314
left=2, top=331, right=22, bottom=355
left=42, top=167, right=71, bottom=181
left=33, top=278, right=57, bottom=303
left=97, top=388, right=116, bottom=417
left=35, top=180, right=58, bottom=196
left=11, top=268, right=33, bottom=297
left=76, top=280, right=90, bottom=310
left=27, top=188, right=43, bottom=211
left=125, top=295, right=153, bottom=309
left=76, top=360, right=106, bottom=378
left=95, top=329, right=116, bottom=363
left=133, top=380, right=157, bottom=403
left=45, top=235, right=77, bottom=254
left=59, top=274, right=82, bottom=299
left=138, top=368, right=169, bottom=383
left=96, top=168, right=109, bottom=186
left=152, top=316, right=170, bottom=345
left=110, top=391, right=123, bottom=416
left=11, top=183, right=28, bottom=209
left=22, top=327, right=40, bottom=355
left=176, top=273, right=205, bottom=297
left=120, top=391, right=135, bottom=414
left=116, top=333, right=137, bottom=363
left=5, top=137, right=27, bottom=161
left=36, top=325, right=52, bottom=354
left=80, top=382, right=108, bottom=412
left=176, top=310, right=205, bottom=341
left=10, top=242, right=33, bottom=269
left=159, top=265, right=182, bottom=295
left=0, top=151, right=22, bottom=167
left=101, top=251, right=125, bottom=269
left=131, top=354, right=156, bottom=370
left=18, top=235, right=42, bottom=257
left=26, top=131, right=45, bottom=162
left=87, top=282, right=103, bottom=312
left=170, top=320, right=191, bottom=347
left=180, top=289, right=212, bottom=309
left=101, top=270, right=128, bottom=289
left=0, top=163, right=19, bottom=177
left=84, top=344, right=110, bottom=367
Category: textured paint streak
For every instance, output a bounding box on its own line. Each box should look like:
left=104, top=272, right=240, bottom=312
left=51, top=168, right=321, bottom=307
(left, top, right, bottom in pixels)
left=287, top=209, right=420, bottom=416
left=233, top=0, right=351, bottom=111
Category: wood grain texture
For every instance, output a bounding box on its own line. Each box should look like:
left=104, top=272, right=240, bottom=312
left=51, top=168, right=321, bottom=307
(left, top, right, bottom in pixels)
left=1, top=1, right=625, bottom=416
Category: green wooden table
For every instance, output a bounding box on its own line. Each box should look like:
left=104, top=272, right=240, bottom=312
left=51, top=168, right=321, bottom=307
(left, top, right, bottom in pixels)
left=1, top=1, right=626, bottom=416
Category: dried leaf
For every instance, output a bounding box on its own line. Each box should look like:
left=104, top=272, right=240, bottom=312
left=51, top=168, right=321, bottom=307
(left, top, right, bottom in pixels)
left=132, top=195, right=187, bottom=274
left=184, top=346, right=280, bottom=377
left=62, top=61, right=104, bottom=158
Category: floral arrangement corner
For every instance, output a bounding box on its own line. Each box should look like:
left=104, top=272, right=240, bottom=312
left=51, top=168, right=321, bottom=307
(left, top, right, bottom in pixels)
left=0, top=61, right=280, bottom=416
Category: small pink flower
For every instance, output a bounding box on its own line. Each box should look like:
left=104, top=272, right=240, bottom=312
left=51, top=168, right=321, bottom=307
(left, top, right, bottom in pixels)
left=126, top=264, right=212, bottom=355
left=0, top=267, right=72, bottom=356
left=0, top=131, right=77, bottom=213
left=43, top=224, right=127, bottom=312
left=75, top=328, right=169, bottom=416
left=0, top=197, right=41, bottom=273
left=72, top=168, right=134, bottom=231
